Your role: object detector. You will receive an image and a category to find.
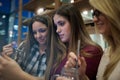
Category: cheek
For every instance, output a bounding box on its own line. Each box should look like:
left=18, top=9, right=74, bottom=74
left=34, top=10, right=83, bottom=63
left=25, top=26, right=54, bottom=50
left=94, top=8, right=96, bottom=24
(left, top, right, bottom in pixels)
left=64, top=28, right=71, bottom=41
left=41, top=32, right=48, bottom=40
left=103, top=19, right=110, bottom=33
left=44, top=31, right=48, bottom=37
left=104, top=22, right=111, bottom=34
left=66, top=27, right=71, bottom=36
left=97, top=25, right=106, bottom=34
left=33, top=34, right=37, bottom=39
left=64, top=23, right=71, bottom=33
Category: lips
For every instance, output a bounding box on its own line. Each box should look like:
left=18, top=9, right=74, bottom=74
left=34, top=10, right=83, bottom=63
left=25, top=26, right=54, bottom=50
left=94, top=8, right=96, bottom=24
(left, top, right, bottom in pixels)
left=37, top=38, right=44, bottom=42
left=96, top=23, right=104, bottom=27
left=59, top=34, right=64, bottom=39
left=96, top=21, right=104, bottom=25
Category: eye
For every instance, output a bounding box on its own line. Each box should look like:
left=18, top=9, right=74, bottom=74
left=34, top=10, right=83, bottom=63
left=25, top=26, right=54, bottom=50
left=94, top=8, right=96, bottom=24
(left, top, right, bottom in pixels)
left=92, top=9, right=101, bottom=17
left=38, top=28, right=47, bottom=33
left=58, top=21, right=65, bottom=26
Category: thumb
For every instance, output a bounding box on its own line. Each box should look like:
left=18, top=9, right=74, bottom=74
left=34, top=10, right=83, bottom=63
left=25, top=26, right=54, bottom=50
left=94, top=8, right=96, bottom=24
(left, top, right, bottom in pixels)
left=2, top=54, right=12, bottom=61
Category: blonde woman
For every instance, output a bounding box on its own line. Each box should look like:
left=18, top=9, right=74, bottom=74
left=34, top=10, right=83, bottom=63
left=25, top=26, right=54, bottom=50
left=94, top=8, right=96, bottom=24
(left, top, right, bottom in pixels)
left=90, top=0, right=120, bottom=80
left=65, top=0, right=120, bottom=80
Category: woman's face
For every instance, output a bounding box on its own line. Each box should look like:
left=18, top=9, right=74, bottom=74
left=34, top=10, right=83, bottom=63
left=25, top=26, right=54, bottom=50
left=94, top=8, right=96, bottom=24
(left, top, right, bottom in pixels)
left=53, top=14, right=71, bottom=43
left=32, top=21, right=48, bottom=45
left=93, top=10, right=111, bottom=35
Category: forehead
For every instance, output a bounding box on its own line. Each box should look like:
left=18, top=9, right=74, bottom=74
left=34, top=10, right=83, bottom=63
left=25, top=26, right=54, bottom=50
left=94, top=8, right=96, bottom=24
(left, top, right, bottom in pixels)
left=53, top=14, right=67, bottom=22
left=32, top=21, right=47, bottom=28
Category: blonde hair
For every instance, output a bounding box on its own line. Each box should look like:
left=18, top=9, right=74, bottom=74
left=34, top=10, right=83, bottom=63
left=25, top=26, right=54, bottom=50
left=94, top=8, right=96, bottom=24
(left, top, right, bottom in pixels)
left=90, top=0, right=120, bottom=79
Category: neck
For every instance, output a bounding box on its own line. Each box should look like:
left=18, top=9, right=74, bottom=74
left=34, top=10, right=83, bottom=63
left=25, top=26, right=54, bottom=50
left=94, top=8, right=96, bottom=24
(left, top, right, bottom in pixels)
left=39, top=45, right=46, bottom=54
left=64, top=42, right=69, bottom=48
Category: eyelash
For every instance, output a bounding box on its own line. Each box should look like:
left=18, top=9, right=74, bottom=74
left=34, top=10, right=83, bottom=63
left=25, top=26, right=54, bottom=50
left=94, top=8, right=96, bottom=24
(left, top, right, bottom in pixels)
left=38, top=29, right=46, bottom=32
left=33, top=29, right=46, bottom=34
left=58, top=22, right=65, bottom=26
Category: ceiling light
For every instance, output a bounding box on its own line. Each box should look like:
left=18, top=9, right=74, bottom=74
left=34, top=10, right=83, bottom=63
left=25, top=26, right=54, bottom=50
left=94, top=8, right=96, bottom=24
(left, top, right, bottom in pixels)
left=37, top=8, right=44, bottom=15
left=71, top=0, right=74, bottom=3
left=82, top=10, right=88, bottom=15
left=2, top=15, right=6, bottom=18
left=0, top=2, right=2, bottom=6
left=91, top=9, right=93, bottom=13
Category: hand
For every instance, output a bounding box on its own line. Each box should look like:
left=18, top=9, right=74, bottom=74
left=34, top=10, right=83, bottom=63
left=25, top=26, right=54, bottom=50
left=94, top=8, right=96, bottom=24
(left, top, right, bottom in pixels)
left=0, top=54, right=23, bottom=80
left=64, top=52, right=87, bottom=77
left=2, top=43, right=14, bottom=55
left=56, top=76, right=71, bottom=80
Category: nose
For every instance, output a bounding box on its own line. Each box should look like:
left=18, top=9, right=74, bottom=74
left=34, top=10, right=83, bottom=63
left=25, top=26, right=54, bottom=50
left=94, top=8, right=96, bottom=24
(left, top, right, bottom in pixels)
left=93, top=16, right=98, bottom=22
left=36, top=32, right=41, bottom=38
left=56, top=27, right=61, bottom=33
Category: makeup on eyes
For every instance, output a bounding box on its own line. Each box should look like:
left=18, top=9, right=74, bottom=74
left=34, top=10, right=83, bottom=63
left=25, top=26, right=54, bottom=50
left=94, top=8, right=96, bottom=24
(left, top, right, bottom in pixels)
left=92, top=9, right=102, bottom=18
left=38, top=28, right=47, bottom=33
left=33, top=28, right=47, bottom=34
left=58, top=21, right=65, bottom=26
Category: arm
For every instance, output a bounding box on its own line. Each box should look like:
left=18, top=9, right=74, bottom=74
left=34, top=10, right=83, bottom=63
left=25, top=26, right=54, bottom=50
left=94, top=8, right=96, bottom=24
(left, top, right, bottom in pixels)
left=0, top=54, right=43, bottom=80
left=83, top=45, right=103, bottom=80
left=2, top=41, right=24, bottom=60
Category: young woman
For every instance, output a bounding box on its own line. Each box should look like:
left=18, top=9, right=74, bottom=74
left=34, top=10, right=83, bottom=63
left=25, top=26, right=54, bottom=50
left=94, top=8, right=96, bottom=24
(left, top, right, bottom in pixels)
left=90, top=0, right=120, bottom=80
left=1, top=14, right=66, bottom=80
left=52, top=4, right=103, bottom=80
left=0, top=4, right=103, bottom=80
left=65, top=0, right=120, bottom=80
left=2, top=15, right=51, bottom=77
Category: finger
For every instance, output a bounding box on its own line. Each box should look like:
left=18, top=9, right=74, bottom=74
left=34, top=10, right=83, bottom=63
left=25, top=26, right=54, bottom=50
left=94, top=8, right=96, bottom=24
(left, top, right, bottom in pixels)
left=2, top=54, right=12, bottom=61
left=0, top=56, right=5, bottom=64
left=64, top=58, right=76, bottom=68
left=69, top=57, right=76, bottom=66
left=2, top=48, right=13, bottom=55
left=68, top=52, right=77, bottom=59
left=3, top=44, right=12, bottom=49
left=64, top=61, right=73, bottom=68
left=65, top=52, right=77, bottom=68
left=57, top=76, right=69, bottom=80
left=3, top=48, right=13, bottom=53
left=3, top=46, right=13, bottom=52
left=80, top=57, right=87, bottom=67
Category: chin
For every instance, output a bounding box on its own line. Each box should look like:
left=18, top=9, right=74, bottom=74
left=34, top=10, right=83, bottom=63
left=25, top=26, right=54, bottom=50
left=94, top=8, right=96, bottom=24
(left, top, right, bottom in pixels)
left=61, top=39, right=65, bottom=42
left=61, top=39, right=68, bottom=43
left=39, top=42, right=45, bottom=45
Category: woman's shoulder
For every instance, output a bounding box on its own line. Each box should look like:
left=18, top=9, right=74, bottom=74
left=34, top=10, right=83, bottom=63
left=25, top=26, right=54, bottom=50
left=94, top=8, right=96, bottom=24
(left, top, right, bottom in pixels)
left=82, top=44, right=103, bottom=55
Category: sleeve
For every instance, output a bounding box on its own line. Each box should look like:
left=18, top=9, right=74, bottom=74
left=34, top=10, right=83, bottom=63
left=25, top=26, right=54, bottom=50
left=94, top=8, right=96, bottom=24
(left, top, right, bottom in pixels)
left=83, top=46, right=103, bottom=80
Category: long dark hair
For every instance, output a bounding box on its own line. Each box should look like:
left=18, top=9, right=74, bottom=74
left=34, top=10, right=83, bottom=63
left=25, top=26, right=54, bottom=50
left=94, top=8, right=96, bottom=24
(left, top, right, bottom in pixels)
left=22, top=15, right=48, bottom=57
left=44, top=16, right=66, bottom=79
left=53, top=4, right=102, bottom=55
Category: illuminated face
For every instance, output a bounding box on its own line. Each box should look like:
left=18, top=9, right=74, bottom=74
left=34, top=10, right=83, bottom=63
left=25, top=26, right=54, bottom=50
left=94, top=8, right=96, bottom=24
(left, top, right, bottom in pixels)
left=93, top=10, right=111, bottom=35
left=53, top=14, right=71, bottom=43
left=32, top=21, right=48, bottom=45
